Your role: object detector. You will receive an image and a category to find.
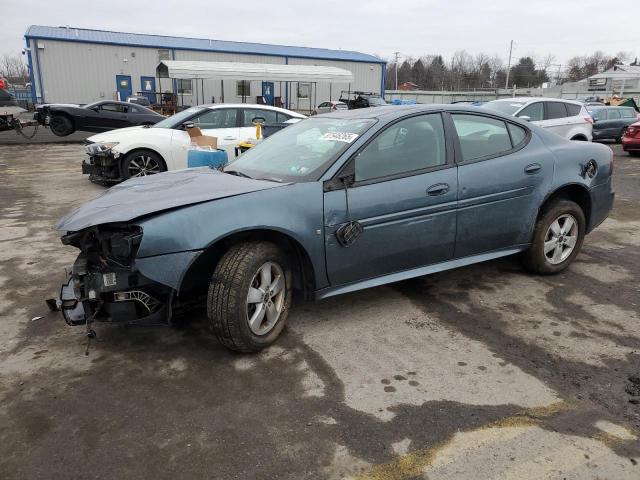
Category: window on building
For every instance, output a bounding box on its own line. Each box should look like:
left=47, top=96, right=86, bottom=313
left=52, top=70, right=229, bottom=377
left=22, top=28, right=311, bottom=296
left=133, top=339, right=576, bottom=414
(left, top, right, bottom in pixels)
left=236, top=80, right=251, bottom=98
left=176, top=79, right=192, bottom=95
left=158, top=49, right=171, bottom=61
left=297, top=83, right=310, bottom=99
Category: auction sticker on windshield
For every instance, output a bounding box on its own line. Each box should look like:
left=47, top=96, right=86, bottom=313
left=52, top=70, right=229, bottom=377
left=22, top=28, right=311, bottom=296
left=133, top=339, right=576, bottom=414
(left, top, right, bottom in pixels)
left=319, top=132, right=359, bottom=143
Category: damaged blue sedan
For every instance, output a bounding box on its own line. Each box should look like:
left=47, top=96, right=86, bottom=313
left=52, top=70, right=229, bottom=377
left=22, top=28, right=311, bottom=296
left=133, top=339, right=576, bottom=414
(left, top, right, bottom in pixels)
left=56, top=104, right=614, bottom=352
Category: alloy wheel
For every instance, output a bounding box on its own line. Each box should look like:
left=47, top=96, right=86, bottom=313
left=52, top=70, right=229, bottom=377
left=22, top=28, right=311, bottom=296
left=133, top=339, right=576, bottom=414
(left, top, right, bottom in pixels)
left=128, top=155, right=161, bottom=177
left=246, top=261, right=286, bottom=335
left=544, top=213, right=578, bottom=265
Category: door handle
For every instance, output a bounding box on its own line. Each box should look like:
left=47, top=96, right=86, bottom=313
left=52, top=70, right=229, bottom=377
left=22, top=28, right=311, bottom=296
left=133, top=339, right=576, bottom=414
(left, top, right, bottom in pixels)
left=426, top=183, right=450, bottom=196
left=223, top=136, right=236, bottom=140
left=524, top=163, right=542, bottom=174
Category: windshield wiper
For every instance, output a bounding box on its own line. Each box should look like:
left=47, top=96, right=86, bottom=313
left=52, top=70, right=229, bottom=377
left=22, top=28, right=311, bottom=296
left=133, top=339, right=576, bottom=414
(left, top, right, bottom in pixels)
left=225, top=170, right=253, bottom=179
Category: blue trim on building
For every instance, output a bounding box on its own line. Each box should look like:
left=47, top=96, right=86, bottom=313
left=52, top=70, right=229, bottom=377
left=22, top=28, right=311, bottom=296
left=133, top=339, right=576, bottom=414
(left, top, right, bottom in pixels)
left=25, top=38, right=37, bottom=104
left=33, top=39, right=45, bottom=103
left=25, top=25, right=386, bottom=65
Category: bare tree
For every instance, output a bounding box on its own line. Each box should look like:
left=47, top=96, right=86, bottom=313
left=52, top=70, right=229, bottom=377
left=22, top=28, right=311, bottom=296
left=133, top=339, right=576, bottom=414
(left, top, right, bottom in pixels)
left=0, top=54, right=28, bottom=83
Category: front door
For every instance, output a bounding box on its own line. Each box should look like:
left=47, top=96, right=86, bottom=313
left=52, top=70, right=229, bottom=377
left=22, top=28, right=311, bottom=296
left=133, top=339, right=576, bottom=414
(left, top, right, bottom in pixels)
left=140, top=76, right=156, bottom=104
left=324, top=113, right=457, bottom=286
left=116, top=75, right=132, bottom=101
left=262, top=82, right=274, bottom=106
left=451, top=112, right=553, bottom=257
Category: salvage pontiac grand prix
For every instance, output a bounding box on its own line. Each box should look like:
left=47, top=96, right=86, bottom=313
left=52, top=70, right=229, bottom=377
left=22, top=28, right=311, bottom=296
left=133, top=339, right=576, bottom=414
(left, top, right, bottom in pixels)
left=56, top=105, right=614, bottom=352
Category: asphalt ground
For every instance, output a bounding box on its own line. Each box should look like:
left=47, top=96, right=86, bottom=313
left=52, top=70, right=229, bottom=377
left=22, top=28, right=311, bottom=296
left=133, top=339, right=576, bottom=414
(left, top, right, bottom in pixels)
left=0, top=141, right=639, bottom=479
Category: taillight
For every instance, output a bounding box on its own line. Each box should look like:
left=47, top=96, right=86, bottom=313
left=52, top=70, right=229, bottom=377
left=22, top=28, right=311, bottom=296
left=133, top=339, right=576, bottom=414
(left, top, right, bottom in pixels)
left=584, top=116, right=593, bottom=124
left=609, top=148, right=614, bottom=177
left=627, top=126, right=637, bottom=137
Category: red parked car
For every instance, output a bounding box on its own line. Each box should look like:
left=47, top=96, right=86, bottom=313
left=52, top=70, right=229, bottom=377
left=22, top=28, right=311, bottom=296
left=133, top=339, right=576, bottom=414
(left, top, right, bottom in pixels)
left=622, top=121, right=640, bottom=155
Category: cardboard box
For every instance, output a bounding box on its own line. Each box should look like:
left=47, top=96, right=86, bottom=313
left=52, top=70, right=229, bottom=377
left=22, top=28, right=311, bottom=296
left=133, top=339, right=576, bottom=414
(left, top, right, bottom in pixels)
left=186, top=126, right=217, bottom=149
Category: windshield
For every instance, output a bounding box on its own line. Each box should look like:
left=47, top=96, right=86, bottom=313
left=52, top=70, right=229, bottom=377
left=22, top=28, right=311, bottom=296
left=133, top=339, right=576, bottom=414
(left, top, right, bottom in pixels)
left=152, top=106, right=205, bottom=129
left=226, top=117, right=375, bottom=183
left=484, top=101, right=525, bottom=116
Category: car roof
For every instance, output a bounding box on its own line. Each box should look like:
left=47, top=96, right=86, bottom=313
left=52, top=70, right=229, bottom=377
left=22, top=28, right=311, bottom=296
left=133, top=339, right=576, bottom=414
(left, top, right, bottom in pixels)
left=200, top=103, right=306, bottom=118
left=488, top=97, right=583, bottom=106
left=316, top=103, right=511, bottom=121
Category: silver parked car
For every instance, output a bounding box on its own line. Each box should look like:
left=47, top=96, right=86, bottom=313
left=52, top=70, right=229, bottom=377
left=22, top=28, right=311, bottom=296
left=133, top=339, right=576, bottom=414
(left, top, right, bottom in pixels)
left=485, top=97, right=593, bottom=141
left=314, top=101, right=348, bottom=115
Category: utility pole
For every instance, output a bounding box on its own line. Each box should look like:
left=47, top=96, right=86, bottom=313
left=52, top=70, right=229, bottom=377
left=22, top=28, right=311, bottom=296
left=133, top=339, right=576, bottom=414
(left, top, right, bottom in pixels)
left=394, top=51, right=400, bottom=90
left=505, top=40, right=513, bottom=89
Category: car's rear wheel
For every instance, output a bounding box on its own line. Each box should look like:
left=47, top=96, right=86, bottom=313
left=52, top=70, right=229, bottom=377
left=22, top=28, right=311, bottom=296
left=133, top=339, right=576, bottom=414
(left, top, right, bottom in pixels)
left=49, top=115, right=74, bottom=136
left=121, top=150, right=165, bottom=179
left=616, top=127, right=627, bottom=143
left=207, top=241, right=292, bottom=352
left=522, top=199, right=586, bottom=274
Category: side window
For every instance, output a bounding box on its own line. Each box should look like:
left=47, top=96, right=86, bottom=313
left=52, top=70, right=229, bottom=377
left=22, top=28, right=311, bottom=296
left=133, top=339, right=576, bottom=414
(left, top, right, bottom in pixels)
left=508, top=123, right=527, bottom=147
left=192, top=109, right=237, bottom=129
left=545, top=102, right=568, bottom=120
left=452, top=114, right=512, bottom=161
left=621, top=108, right=635, bottom=119
left=518, top=102, right=543, bottom=122
left=101, top=103, right=127, bottom=113
left=241, top=108, right=278, bottom=127
left=566, top=103, right=581, bottom=116
left=276, top=112, right=292, bottom=123
left=607, top=109, right=622, bottom=120
left=129, top=106, right=141, bottom=114
left=355, top=114, right=446, bottom=182
left=590, top=109, right=606, bottom=121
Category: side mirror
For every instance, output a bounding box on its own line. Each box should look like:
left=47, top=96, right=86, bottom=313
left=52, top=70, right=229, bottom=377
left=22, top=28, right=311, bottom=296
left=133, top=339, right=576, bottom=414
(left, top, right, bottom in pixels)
left=338, top=172, right=355, bottom=187
left=181, top=121, right=194, bottom=130
left=518, top=115, right=531, bottom=122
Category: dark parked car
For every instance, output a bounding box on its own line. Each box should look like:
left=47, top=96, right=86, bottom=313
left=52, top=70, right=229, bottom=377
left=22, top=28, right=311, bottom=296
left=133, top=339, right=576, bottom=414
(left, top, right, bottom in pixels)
left=588, top=106, right=640, bottom=142
left=56, top=105, right=614, bottom=352
left=339, top=91, right=387, bottom=109
left=34, top=100, right=164, bottom=137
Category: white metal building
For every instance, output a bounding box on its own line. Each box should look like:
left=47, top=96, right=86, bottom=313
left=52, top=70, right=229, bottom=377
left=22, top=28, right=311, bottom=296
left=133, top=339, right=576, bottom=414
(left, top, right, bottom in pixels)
left=24, top=25, right=386, bottom=111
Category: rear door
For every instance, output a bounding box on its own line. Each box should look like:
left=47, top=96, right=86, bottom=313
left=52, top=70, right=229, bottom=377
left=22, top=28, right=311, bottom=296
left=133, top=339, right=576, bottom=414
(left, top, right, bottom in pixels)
left=324, top=112, right=458, bottom=285
left=170, top=108, right=239, bottom=167
left=452, top=112, right=553, bottom=257
left=541, top=101, right=570, bottom=137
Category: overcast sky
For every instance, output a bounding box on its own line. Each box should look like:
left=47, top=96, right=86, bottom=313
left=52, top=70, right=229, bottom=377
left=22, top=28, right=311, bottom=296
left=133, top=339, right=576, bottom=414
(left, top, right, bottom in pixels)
left=2, top=0, right=638, bottom=67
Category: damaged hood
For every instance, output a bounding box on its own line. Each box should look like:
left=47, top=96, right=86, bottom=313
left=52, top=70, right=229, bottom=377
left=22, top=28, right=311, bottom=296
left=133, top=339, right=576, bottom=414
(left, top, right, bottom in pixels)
left=55, top=168, right=287, bottom=232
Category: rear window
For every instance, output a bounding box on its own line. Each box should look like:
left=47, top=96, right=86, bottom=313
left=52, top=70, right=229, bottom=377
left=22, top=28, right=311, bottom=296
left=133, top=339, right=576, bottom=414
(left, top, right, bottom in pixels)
left=566, top=103, right=581, bottom=116
left=621, top=108, right=636, bottom=119
left=508, top=123, right=527, bottom=146
left=607, top=109, right=621, bottom=120
left=545, top=102, right=568, bottom=119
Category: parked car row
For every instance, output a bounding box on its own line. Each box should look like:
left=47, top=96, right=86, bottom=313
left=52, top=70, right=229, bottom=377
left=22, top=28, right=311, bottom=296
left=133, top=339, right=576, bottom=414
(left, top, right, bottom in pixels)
left=56, top=103, right=615, bottom=352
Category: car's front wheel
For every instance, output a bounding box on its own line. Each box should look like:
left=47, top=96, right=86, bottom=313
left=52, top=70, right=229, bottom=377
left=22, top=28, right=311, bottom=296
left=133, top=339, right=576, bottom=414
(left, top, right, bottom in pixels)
left=208, top=241, right=292, bottom=352
left=522, top=199, right=586, bottom=274
left=121, top=150, right=166, bottom=179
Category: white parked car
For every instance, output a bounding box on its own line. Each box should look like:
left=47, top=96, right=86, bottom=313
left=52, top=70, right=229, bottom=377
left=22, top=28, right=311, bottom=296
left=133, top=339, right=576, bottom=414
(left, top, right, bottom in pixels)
left=484, top=97, right=593, bottom=141
left=313, top=100, right=348, bottom=115
left=82, top=104, right=306, bottom=183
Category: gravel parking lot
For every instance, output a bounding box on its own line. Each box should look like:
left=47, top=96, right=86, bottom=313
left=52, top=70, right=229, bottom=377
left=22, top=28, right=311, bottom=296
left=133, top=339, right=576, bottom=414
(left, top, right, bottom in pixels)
left=0, top=142, right=639, bottom=479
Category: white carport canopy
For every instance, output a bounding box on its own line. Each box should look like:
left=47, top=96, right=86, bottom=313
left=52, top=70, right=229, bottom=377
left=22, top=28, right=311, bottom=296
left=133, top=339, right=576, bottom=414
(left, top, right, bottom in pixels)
left=156, top=60, right=354, bottom=83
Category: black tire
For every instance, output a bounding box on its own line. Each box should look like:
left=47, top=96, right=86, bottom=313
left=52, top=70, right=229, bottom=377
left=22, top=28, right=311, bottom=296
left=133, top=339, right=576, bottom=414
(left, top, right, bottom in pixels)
left=49, top=115, right=74, bottom=136
left=121, top=150, right=166, bottom=180
left=208, top=241, right=292, bottom=352
left=522, top=199, right=586, bottom=275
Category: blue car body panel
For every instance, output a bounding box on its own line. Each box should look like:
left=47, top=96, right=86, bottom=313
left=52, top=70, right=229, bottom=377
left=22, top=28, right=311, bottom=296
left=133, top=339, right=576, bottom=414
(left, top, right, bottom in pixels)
left=56, top=104, right=615, bottom=304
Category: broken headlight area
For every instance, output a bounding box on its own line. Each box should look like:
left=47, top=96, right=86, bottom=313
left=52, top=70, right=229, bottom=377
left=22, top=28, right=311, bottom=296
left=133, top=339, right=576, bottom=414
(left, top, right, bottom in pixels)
left=82, top=143, right=122, bottom=182
left=59, top=225, right=173, bottom=326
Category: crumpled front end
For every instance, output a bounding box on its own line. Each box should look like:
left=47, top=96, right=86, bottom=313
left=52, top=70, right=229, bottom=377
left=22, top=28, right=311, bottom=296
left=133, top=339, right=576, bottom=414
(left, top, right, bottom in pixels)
left=82, top=141, right=124, bottom=184
left=58, top=224, right=172, bottom=326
